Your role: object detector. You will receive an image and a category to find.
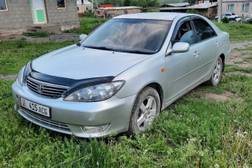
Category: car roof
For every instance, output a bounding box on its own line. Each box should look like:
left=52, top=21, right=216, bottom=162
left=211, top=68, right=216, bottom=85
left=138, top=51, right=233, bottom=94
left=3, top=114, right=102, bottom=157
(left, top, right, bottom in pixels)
left=114, top=12, right=192, bottom=21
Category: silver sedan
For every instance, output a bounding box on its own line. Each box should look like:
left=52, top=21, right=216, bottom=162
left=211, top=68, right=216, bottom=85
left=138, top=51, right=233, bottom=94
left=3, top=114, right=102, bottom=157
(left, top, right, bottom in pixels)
left=12, top=12, right=231, bottom=138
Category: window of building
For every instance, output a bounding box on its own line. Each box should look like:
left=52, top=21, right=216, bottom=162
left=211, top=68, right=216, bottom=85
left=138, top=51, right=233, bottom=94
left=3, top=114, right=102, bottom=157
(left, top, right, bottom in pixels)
left=241, top=3, right=250, bottom=12
left=227, top=4, right=235, bottom=12
left=57, top=0, right=66, bottom=8
left=0, top=0, right=7, bottom=11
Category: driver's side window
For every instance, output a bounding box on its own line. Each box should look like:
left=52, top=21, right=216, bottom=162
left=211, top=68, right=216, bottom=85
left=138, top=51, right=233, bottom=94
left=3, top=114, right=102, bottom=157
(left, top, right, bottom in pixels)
left=174, top=21, right=198, bottom=45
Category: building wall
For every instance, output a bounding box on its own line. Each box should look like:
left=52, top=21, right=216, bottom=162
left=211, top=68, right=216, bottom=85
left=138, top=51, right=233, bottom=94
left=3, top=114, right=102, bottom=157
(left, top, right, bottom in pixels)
left=0, top=0, right=79, bottom=32
left=208, top=6, right=218, bottom=18
left=0, top=0, right=33, bottom=29
left=96, top=8, right=142, bottom=18
left=222, top=0, right=252, bottom=17
left=45, top=0, right=80, bottom=31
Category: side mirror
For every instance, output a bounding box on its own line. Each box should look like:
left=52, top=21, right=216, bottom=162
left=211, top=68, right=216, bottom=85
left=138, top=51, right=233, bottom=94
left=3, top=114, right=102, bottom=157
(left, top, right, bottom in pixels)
left=172, top=42, right=190, bottom=53
left=79, top=34, right=88, bottom=42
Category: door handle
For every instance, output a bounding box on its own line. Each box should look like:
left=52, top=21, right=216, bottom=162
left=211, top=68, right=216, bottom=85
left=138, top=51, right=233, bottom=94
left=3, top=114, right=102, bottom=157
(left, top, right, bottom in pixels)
left=193, top=50, right=199, bottom=58
left=216, top=41, right=220, bottom=48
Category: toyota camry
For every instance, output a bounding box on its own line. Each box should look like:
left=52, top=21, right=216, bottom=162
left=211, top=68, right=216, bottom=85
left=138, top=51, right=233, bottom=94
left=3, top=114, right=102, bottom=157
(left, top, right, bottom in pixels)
left=12, top=13, right=231, bottom=138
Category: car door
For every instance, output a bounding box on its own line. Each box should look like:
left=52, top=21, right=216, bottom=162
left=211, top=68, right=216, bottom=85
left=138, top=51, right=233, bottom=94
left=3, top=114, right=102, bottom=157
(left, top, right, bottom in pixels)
left=163, top=17, right=202, bottom=103
left=191, top=17, right=218, bottom=78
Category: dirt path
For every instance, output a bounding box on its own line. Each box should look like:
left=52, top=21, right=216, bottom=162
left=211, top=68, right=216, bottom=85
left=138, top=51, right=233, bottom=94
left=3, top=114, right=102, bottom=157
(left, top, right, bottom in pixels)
left=227, top=41, right=252, bottom=65
left=0, top=74, right=17, bottom=80
left=230, top=41, right=252, bottom=50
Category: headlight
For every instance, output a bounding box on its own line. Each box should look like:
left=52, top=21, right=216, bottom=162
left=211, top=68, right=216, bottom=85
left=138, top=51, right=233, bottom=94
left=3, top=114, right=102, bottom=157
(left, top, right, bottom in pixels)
left=17, top=62, right=32, bottom=85
left=17, top=67, right=25, bottom=85
left=64, top=81, right=125, bottom=102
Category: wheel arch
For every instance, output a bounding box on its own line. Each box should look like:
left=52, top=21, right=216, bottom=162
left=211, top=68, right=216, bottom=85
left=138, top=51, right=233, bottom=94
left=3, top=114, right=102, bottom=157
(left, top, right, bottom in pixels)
left=137, top=82, right=164, bottom=110
left=220, top=53, right=225, bottom=72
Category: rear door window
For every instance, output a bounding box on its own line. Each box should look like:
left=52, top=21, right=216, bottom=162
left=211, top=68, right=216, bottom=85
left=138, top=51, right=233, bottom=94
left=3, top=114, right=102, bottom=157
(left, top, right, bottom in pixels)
left=193, top=18, right=216, bottom=42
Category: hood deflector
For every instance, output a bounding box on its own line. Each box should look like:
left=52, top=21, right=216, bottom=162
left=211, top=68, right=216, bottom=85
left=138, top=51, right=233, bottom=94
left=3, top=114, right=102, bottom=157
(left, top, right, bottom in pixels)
left=29, top=64, right=114, bottom=88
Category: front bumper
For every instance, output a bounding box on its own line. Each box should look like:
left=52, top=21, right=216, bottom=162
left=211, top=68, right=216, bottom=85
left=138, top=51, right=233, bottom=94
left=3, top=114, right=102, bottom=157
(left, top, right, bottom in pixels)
left=12, top=81, right=136, bottom=138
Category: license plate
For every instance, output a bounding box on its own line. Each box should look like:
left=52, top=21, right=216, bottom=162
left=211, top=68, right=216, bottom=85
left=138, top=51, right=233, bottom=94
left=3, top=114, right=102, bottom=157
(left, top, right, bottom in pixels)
left=20, top=97, right=51, bottom=117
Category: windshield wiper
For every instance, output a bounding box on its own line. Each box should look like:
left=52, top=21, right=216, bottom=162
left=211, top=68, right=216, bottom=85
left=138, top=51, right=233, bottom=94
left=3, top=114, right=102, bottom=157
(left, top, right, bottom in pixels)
left=84, top=45, right=154, bottom=54
left=114, top=48, right=154, bottom=54
left=124, top=49, right=154, bottom=54
left=84, top=45, right=115, bottom=51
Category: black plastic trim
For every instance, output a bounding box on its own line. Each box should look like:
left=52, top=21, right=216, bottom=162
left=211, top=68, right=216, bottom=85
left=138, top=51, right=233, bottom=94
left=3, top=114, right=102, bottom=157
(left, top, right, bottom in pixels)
left=27, top=63, right=115, bottom=97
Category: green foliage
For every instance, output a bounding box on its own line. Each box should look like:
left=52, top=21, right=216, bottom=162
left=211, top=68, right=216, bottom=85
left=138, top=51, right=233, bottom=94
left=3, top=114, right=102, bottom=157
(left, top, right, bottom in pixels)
left=100, top=0, right=159, bottom=7
left=222, top=17, right=230, bottom=23
left=16, top=38, right=28, bottom=48
left=246, top=18, right=252, bottom=24
left=64, top=17, right=107, bottom=34
left=214, top=21, right=252, bottom=41
left=0, top=41, right=72, bottom=74
left=124, top=0, right=131, bottom=6
left=130, top=0, right=159, bottom=8
left=187, top=0, right=196, bottom=5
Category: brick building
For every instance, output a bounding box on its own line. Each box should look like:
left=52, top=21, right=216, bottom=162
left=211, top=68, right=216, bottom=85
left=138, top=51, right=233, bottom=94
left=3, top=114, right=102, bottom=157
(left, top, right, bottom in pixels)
left=95, top=6, right=142, bottom=18
left=0, top=0, right=80, bottom=36
left=222, top=0, right=252, bottom=17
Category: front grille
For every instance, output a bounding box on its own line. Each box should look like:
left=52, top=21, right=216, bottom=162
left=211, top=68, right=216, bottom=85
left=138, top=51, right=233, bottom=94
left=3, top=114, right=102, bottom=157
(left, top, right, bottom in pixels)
left=19, top=108, right=71, bottom=133
left=26, top=76, right=69, bottom=98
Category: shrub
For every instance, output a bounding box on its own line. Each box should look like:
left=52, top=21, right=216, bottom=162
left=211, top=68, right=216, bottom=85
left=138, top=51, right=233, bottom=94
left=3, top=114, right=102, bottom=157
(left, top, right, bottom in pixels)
left=222, top=17, right=229, bottom=23
left=16, top=38, right=27, bottom=48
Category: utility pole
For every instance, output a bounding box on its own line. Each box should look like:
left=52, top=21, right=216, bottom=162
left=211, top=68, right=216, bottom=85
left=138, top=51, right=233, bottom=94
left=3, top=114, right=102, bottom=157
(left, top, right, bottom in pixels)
left=218, top=0, right=222, bottom=22
left=92, top=0, right=94, bottom=13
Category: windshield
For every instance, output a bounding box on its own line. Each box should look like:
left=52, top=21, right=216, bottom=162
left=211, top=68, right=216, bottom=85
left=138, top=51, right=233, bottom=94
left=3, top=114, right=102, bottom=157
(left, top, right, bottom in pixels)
left=82, top=19, right=172, bottom=54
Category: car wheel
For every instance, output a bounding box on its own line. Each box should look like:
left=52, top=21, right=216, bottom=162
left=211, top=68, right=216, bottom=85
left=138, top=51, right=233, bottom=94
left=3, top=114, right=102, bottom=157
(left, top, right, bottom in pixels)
left=209, top=57, right=223, bottom=86
left=128, top=87, right=161, bottom=134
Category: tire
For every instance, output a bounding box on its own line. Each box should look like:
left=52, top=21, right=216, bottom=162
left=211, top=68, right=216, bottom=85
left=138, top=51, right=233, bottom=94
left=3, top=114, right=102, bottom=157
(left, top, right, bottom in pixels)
left=209, top=56, right=224, bottom=86
left=128, top=87, right=161, bottom=135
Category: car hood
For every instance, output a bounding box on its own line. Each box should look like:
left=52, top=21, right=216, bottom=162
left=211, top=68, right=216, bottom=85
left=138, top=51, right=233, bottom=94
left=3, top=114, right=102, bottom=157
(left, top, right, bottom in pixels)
left=32, top=45, right=150, bottom=80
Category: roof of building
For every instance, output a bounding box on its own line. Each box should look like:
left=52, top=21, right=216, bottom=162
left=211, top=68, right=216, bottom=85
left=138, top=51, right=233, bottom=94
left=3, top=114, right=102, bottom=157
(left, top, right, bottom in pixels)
left=160, top=0, right=186, bottom=5
left=165, top=2, right=190, bottom=7
left=115, top=12, right=190, bottom=20
left=160, top=2, right=218, bottom=11
left=189, top=2, right=217, bottom=9
left=98, top=6, right=142, bottom=10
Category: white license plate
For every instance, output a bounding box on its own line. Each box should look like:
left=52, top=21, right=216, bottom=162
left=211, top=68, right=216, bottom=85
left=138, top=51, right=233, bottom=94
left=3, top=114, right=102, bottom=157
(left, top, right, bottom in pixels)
left=20, top=97, right=51, bottom=117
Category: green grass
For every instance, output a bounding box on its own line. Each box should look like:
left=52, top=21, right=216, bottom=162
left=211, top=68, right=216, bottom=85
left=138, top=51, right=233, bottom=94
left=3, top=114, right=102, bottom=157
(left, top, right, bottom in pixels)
left=64, top=17, right=107, bottom=34
left=214, top=22, right=252, bottom=41
left=1, top=74, right=252, bottom=167
left=0, top=40, right=73, bottom=75
left=225, top=64, right=252, bottom=74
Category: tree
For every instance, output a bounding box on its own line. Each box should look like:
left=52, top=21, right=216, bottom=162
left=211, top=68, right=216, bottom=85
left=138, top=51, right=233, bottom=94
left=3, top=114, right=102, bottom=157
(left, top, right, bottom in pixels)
left=124, top=0, right=131, bottom=6
left=130, top=0, right=159, bottom=8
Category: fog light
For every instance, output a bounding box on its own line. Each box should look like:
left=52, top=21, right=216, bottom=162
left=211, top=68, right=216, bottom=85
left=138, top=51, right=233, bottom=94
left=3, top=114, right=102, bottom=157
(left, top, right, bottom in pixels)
left=81, top=124, right=110, bottom=134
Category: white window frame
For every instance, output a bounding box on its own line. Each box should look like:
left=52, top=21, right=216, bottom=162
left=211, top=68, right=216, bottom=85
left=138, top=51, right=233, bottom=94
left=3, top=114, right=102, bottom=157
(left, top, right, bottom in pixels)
left=227, top=4, right=235, bottom=12
left=57, top=0, right=66, bottom=9
left=241, top=3, right=250, bottom=12
left=0, top=0, right=8, bottom=12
